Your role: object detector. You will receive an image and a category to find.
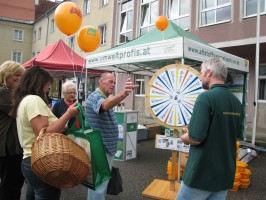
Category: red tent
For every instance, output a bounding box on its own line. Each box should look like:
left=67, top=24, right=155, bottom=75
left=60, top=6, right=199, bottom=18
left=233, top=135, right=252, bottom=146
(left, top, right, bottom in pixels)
left=23, top=39, right=103, bottom=78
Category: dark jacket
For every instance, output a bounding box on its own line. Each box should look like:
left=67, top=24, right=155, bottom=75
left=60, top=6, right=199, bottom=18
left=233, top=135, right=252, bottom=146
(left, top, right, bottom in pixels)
left=0, top=85, right=23, bottom=156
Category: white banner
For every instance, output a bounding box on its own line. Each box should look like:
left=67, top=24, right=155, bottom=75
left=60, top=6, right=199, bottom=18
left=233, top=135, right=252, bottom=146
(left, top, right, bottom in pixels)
left=86, top=38, right=184, bottom=68
left=184, top=38, right=249, bottom=72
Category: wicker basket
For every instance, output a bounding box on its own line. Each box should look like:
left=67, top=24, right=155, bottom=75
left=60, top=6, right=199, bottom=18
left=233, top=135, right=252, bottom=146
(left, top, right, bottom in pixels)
left=31, top=128, right=89, bottom=189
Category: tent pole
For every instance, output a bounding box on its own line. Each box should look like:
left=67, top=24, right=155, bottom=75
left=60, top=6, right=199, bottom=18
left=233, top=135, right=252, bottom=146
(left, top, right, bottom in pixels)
left=85, top=64, right=88, bottom=102
left=115, top=67, right=118, bottom=95
left=252, top=0, right=261, bottom=145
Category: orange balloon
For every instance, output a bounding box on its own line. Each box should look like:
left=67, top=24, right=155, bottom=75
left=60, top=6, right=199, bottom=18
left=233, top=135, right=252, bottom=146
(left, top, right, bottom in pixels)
left=155, top=16, right=169, bottom=31
left=77, top=26, right=101, bottom=53
left=55, top=2, right=82, bottom=36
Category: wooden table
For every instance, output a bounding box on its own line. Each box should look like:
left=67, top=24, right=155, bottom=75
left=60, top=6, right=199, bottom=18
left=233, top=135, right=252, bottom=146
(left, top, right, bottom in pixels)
left=142, top=179, right=180, bottom=200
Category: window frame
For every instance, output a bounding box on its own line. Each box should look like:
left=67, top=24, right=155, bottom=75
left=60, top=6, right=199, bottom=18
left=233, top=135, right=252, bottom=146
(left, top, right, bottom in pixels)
left=199, top=0, right=232, bottom=27
left=100, top=0, right=108, bottom=7
left=99, top=24, right=107, bottom=45
left=50, top=19, right=55, bottom=33
left=119, top=0, right=134, bottom=44
left=38, top=27, right=42, bottom=40
left=139, top=0, right=159, bottom=36
left=258, top=64, right=266, bottom=102
left=13, top=29, right=24, bottom=41
left=33, top=30, right=36, bottom=42
left=69, top=36, right=75, bottom=50
left=12, top=51, right=23, bottom=63
left=84, top=0, right=91, bottom=15
left=165, top=0, right=190, bottom=30
left=243, top=0, right=266, bottom=18
left=135, top=75, right=150, bottom=96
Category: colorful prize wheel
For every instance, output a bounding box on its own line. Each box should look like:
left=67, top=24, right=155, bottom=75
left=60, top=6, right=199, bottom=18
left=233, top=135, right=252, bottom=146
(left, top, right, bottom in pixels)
left=145, top=64, right=204, bottom=129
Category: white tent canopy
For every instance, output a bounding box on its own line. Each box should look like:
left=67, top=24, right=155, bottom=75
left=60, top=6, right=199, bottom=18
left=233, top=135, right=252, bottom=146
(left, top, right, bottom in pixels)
left=85, top=22, right=249, bottom=140
left=86, top=22, right=249, bottom=75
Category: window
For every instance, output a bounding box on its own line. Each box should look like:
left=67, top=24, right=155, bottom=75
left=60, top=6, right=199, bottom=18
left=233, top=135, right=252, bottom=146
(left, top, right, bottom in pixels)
left=119, top=0, right=133, bottom=44
left=100, top=0, right=108, bottom=7
left=88, top=77, right=98, bottom=95
left=244, top=0, right=266, bottom=17
left=166, top=0, right=190, bottom=30
left=199, top=0, right=231, bottom=27
left=99, top=25, right=107, bottom=45
left=140, top=0, right=159, bottom=36
left=84, top=0, right=91, bottom=15
left=12, top=51, right=22, bottom=63
left=33, top=30, right=36, bottom=42
left=13, top=29, right=23, bottom=41
left=38, top=27, right=42, bottom=40
left=69, top=36, right=75, bottom=50
left=259, top=64, right=266, bottom=100
left=51, top=19, right=55, bottom=33
left=135, top=75, right=150, bottom=95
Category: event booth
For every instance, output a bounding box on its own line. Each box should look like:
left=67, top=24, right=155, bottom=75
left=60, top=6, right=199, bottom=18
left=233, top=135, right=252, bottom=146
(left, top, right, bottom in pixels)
left=86, top=21, right=249, bottom=135
left=85, top=21, right=250, bottom=198
left=23, top=39, right=103, bottom=100
left=23, top=39, right=103, bottom=79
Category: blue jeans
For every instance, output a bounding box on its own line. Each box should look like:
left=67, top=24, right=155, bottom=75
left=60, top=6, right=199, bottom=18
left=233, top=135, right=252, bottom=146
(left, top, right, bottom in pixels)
left=87, top=153, right=114, bottom=200
left=176, top=181, right=228, bottom=200
left=21, top=157, right=61, bottom=200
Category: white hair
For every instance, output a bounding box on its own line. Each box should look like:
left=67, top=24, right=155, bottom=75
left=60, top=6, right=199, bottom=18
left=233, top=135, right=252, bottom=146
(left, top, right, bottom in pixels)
left=62, top=81, right=76, bottom=95
left=201, top=57, right=227, bottom=81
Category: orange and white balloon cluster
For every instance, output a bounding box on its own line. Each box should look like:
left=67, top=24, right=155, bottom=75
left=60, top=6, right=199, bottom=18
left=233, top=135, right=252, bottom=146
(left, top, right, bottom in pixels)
left=55, top=2, right=100, bottom=53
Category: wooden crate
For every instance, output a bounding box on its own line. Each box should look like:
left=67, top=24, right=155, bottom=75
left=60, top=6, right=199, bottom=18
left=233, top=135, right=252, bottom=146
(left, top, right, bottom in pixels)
left=145, top=124, right=162, bottom=139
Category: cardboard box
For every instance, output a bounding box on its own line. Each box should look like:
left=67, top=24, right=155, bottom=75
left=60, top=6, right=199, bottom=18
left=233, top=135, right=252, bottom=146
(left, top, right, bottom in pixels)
left=180, top=152, right=188, bottom=168
left=145, top=124, right=162, bottom=139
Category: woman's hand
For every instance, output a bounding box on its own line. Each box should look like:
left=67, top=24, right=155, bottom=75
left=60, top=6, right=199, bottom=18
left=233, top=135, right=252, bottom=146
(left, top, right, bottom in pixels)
left=66, top=101, right=79, bottom=117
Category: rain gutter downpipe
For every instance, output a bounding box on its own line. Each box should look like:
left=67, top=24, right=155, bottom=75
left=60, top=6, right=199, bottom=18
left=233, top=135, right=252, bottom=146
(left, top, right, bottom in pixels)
left=252, top=0, right=261, bottom=145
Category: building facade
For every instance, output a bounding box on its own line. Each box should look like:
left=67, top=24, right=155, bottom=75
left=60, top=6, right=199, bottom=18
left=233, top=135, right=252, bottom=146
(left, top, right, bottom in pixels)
left=0, top=0, right=35, bottom=64
left=110, top=0, right=266, bottom=129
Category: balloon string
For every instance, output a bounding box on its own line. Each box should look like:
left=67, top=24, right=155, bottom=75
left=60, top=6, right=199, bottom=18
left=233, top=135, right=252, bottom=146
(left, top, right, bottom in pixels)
left=81, top=52, right=86, bottom=82
left=70, top=42, right=76, bottom=78
left=62, top=38, right=76, bottom=79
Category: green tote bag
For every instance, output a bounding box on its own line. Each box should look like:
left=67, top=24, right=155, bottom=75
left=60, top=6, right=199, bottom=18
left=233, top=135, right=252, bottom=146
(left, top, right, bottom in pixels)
left=66, top=103, right=111, bottom=190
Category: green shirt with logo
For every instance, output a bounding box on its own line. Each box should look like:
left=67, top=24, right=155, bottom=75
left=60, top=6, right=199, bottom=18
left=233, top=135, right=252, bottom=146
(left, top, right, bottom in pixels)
left=183, top=84, right=242, bottom=192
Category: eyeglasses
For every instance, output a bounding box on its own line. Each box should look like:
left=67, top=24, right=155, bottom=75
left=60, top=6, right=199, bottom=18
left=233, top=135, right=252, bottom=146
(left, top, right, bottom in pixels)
left=66, top=92, right=76, bottom=95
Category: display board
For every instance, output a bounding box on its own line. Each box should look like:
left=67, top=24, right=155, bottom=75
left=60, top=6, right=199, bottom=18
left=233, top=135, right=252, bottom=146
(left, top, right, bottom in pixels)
left=114, top=111, right=138, bottom=161
left=145, top=64, right=204, bottom=129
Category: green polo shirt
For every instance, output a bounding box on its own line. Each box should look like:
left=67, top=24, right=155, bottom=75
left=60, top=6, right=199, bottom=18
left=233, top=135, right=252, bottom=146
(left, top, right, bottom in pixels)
left=183, top=84, right=242, bottom=192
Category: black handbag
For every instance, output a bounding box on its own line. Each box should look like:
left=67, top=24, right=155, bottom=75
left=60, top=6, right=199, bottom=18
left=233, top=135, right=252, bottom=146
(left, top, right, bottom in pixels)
left=107, top=166, right=123, bottom=195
